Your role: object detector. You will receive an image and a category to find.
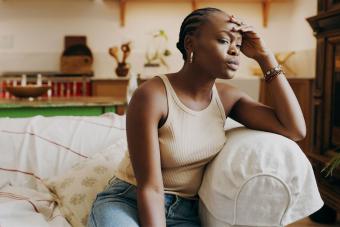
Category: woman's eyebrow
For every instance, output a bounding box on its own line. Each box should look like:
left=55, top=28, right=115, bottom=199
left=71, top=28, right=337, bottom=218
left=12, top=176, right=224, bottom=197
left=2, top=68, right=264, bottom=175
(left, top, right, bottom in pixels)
left=219, top=30, right=242, bottom=41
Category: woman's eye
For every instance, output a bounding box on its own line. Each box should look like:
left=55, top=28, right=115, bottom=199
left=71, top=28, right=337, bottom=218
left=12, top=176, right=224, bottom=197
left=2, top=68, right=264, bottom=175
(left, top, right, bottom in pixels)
left=236, top=44, right=242, bottom=49
left=218, top=39, right=230, bottom=44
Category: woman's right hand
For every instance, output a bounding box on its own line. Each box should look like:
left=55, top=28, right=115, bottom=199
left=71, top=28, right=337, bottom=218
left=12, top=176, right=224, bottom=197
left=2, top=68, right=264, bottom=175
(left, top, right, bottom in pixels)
left=229, top=15, right=272, bottom=62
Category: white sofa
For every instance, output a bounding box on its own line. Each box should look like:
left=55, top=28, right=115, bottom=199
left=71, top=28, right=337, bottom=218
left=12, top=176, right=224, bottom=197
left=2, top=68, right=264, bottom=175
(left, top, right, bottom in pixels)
left=0, top=113, right=323, bottom=227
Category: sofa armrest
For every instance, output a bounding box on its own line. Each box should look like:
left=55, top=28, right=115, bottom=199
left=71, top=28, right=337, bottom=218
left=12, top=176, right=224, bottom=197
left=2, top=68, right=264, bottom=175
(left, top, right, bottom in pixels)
left=198, top=125, right=323, bottom=227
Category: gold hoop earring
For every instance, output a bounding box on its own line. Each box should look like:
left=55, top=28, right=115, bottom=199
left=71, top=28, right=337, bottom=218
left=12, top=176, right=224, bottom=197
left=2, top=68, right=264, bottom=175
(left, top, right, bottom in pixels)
left=189, top=52, right=193, bottom=64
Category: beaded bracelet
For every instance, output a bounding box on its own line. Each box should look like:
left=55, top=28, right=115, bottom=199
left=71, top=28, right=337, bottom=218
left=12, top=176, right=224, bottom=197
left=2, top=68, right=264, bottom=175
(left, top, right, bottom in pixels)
left=264, top=65, right=284, bottom=83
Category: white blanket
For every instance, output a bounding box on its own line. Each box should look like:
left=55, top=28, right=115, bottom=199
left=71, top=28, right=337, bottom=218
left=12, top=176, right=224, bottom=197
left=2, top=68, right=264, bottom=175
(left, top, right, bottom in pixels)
left=0, top=185, right=70, bottom=227
left=0, top=114, right=126, bottom=226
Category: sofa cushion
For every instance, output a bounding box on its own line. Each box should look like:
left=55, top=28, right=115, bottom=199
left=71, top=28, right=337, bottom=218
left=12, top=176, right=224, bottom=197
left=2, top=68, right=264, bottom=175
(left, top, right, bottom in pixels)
left=44, top=138, right=127, bottom=227
left=0, top=113, right=126, bottom=190
left=198, top=126, right=323, bottom=227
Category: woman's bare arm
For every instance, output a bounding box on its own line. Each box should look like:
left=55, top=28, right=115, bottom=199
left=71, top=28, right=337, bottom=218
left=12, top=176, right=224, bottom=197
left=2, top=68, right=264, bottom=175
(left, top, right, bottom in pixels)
left=227, top=56, right=306, bottom=141
left=126, top=78, right=167, bottom=227
left=223, top=17, right=306, bottom=141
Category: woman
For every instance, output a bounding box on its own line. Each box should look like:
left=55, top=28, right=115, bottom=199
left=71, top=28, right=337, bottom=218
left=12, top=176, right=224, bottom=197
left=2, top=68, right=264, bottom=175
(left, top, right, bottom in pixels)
left=88, top=7, right=306, bottom=227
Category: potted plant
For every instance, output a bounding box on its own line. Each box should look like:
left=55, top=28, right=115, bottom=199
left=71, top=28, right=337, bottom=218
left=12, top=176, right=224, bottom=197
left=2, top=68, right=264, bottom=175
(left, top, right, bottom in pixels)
left=144, top=29, right=171, bottom=69
left=322, top=153, right=340, bottom=177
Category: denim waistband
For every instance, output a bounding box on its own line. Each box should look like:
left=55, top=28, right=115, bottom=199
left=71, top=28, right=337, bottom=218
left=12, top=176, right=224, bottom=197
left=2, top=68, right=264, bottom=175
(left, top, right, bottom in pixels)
left=164, top=193, right=199, bottom=209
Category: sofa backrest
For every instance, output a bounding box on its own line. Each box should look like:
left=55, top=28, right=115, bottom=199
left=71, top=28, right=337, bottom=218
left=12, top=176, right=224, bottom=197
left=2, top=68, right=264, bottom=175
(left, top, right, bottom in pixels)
left=0, top=113, right=126, bottom=190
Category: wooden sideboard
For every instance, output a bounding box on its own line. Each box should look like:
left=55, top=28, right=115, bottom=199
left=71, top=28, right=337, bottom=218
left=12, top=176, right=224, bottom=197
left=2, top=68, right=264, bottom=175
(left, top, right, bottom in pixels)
left=0, top=96, right=125, bottom=118
left=91, top=79, right=129, bottom=115
left=259, top=78, right=314, bottom=155
left=91, top=78, right=149, bottom=115
left=91, top=79, right=129, bottom=99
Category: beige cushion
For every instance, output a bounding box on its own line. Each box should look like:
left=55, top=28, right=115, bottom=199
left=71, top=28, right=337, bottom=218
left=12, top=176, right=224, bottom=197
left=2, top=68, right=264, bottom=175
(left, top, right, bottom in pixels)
left=43, top=138, right=127, bottom=227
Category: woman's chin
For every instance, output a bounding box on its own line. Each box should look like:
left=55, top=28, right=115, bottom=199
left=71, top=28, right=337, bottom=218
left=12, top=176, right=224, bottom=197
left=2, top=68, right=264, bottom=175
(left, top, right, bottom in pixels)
left=220, top=69, right=236, bottom=79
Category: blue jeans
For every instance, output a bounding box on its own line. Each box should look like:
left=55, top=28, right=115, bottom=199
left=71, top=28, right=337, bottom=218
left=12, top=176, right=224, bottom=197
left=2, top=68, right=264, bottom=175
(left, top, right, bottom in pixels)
left=88, top=177, right=201, bottom=227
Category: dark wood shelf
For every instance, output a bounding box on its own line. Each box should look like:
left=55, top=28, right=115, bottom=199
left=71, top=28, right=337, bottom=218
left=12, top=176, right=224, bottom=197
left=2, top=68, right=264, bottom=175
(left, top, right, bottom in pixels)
left=103, top=0, right=291, bottom=27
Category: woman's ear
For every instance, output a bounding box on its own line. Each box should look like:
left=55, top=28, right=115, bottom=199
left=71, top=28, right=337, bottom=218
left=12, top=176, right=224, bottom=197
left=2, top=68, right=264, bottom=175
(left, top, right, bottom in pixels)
left=184, top=35, right=194, bottom=60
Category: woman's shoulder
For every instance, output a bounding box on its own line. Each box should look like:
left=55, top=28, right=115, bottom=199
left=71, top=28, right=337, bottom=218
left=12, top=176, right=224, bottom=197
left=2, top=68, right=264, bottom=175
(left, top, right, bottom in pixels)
left=127, top=75, right=169, bottom=124
left=135, top=76, right=166, bottom=98
left=128, top=76, right=168, bottom=116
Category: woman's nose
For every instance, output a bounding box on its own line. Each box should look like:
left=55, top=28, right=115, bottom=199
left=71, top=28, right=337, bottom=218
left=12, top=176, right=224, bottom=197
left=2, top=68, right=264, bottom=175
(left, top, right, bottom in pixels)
left=227, top=45, right=239, bottom=56
left=228, top=42, right=240, bottom=56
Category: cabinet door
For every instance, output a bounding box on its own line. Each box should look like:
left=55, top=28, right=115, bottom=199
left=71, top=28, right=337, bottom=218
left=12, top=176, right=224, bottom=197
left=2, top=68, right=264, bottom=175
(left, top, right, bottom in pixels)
left=91, top=79, right=128, bottom=100
left=326, top=38, right=340, bottom=150
left=326, top=0, right=340, bottom=11
left=91, top=80, right=128, bottom=115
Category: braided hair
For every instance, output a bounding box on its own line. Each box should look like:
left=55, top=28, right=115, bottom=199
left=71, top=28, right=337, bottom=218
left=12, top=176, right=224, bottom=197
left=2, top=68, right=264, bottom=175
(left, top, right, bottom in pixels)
left=176, top=7, right=224, bottom=61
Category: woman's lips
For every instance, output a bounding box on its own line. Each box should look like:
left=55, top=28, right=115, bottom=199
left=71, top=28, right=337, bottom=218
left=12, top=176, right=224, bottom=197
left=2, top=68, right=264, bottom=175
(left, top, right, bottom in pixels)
left=226, top=61, right=239, bottom=71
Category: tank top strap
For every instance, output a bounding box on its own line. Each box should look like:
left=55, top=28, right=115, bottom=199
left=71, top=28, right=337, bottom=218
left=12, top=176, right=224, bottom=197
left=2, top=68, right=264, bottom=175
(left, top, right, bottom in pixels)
left=157, top=74, right=173, bottom=106
left=157, top=74, right=195, bottom=115
left=157, top=75, right=172, bottom=98
left=157, top=75, right=174, bottom=118
left=212, top=84, right=227, bottom=122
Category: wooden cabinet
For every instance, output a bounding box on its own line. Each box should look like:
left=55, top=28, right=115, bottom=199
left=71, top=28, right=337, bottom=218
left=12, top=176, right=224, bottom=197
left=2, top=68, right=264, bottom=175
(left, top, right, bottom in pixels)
left=259, top=78, right=314, bottom=155
left=317, top=0, right=340, bottom=12
left=307, top=3, right=340, bottom=212
left=91, top=79, right=129, bottom=115
left=91, top=79, right=129, bottom=100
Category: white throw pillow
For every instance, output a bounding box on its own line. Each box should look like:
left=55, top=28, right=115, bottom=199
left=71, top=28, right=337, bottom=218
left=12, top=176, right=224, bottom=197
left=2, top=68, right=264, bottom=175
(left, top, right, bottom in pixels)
left=43, top=138, right=127, bottom=227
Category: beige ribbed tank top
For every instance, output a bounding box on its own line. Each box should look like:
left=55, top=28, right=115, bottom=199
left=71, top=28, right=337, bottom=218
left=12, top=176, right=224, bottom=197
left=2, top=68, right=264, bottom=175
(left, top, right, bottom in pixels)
left=115, top=75, right=227, bottom=197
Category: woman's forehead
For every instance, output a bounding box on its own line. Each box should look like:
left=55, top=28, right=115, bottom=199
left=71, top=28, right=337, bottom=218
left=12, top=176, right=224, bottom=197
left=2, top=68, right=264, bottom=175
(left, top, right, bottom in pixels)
left=203, top=13, right=241, bottom=38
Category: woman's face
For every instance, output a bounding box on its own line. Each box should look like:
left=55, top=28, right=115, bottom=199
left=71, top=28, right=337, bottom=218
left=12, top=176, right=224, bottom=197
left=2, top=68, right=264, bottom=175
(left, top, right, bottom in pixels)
left=191, top=12, right=242, bottom=79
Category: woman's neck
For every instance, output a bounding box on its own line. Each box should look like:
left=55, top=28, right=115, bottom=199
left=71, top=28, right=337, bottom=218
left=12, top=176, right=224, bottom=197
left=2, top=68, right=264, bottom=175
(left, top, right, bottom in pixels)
left=170, top=63, right=216, bottom=101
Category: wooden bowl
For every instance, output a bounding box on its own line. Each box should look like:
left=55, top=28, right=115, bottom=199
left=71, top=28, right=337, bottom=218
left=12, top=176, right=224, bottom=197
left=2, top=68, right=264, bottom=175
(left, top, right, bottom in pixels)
left=5, top=85, right=51, bottom=98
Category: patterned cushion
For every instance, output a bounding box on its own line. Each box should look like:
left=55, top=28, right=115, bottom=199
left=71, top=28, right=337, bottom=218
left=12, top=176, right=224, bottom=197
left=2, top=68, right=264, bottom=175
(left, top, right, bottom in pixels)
left=43, top=138, right=127, bottom=227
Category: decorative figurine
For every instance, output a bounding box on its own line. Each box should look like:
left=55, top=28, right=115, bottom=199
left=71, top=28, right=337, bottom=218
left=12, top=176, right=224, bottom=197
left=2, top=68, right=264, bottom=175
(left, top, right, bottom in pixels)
left=109, top=42, right=131, bottom=77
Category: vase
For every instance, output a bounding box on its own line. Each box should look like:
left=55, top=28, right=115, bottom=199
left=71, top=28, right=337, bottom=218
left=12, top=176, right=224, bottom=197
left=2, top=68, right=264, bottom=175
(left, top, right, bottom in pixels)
left=115, top=62, right=130, bottom=77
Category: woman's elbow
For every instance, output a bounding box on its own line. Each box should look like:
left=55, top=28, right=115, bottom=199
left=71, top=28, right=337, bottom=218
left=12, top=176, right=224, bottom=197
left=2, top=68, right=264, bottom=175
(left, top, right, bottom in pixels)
left=289, top=127, right=307, bottom=141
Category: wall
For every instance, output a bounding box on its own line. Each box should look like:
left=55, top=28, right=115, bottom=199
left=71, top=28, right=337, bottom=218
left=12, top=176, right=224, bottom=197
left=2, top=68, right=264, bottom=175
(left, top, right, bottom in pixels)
left=0, top=0, right=317, bottom=83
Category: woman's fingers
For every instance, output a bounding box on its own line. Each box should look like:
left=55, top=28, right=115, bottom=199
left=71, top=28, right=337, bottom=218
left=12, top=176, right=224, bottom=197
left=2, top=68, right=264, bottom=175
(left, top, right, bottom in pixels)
left=232, top=25, right=259, bottom=38
left=232, top=25, right=256, bottom=34
left=229, top=15, right=244, bottom=26
left=229, top=16, right=260, bottom=39
left=229, top=16, right=256, bottom=35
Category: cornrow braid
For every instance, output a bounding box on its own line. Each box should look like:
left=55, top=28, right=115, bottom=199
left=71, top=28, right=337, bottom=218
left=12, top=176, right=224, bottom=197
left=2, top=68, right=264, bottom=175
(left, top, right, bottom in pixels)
left=176, top=7, right=224, bottom=61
